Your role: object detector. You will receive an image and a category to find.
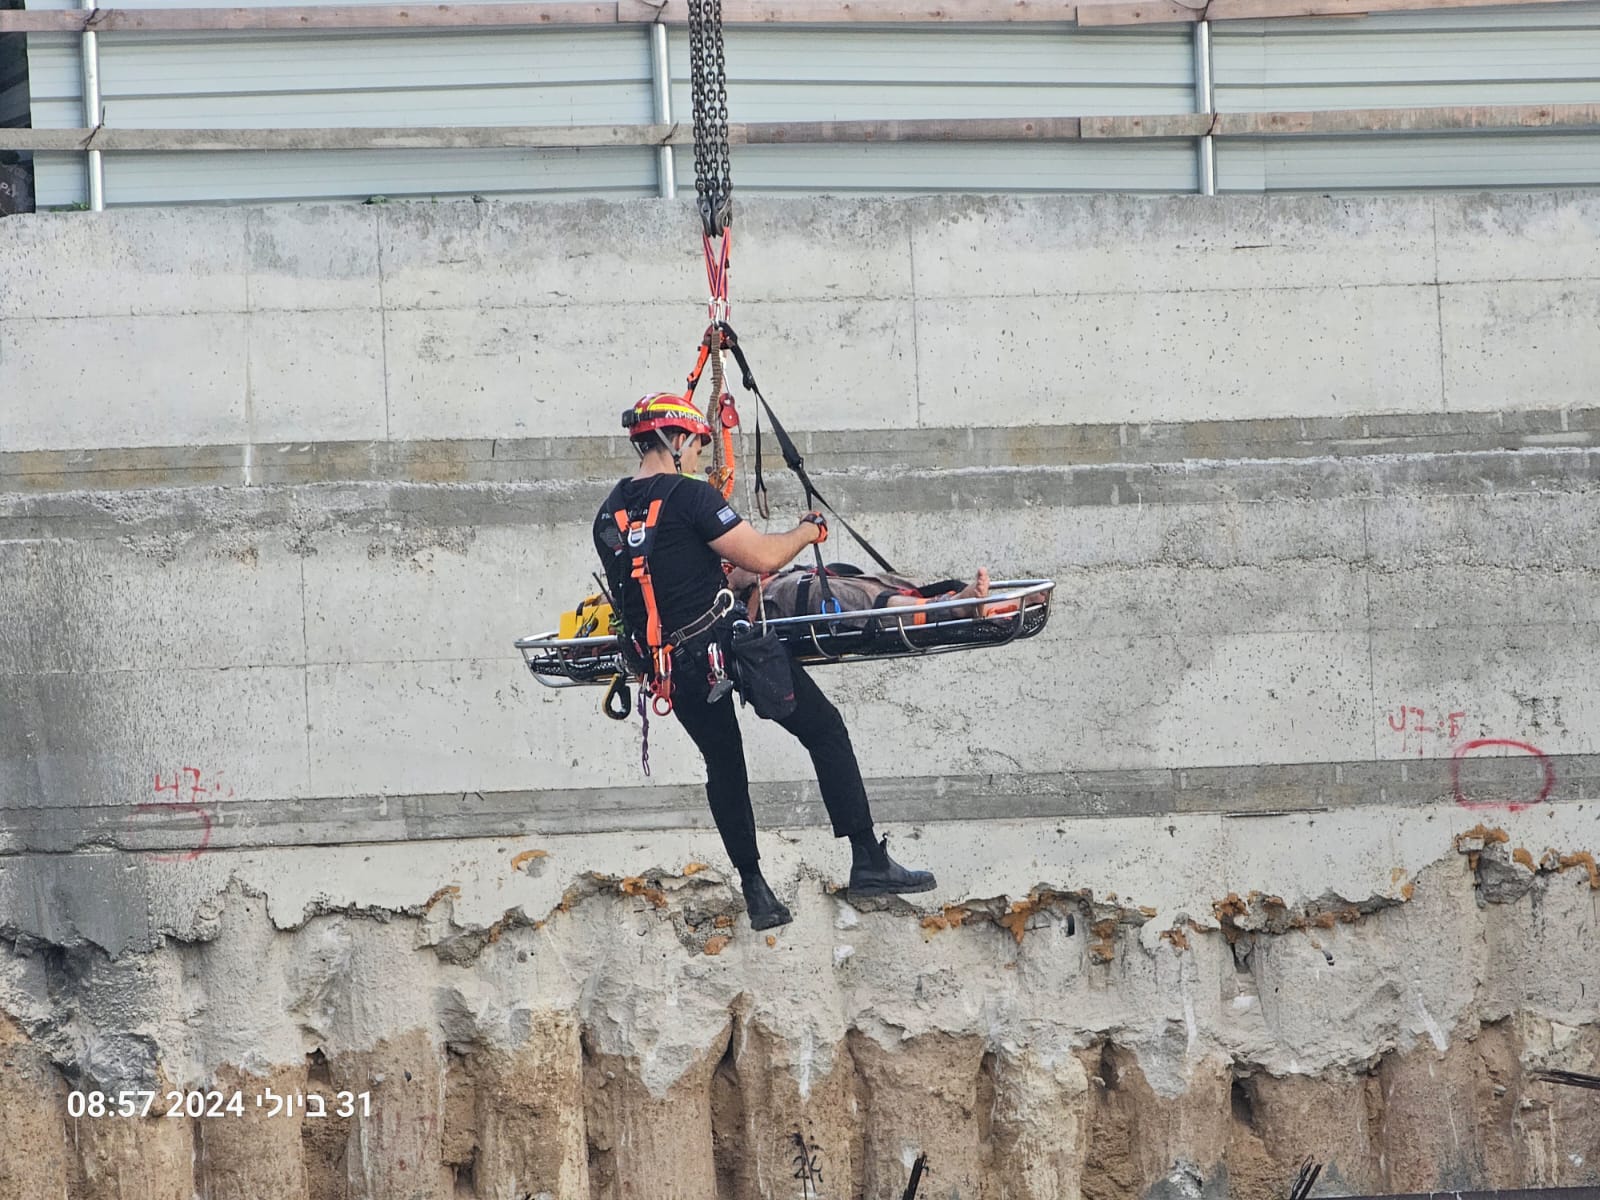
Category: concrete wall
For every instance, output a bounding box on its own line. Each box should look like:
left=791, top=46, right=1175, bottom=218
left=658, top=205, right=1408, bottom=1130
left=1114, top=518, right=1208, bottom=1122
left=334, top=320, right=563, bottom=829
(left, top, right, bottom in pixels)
left=4, top=192, right=1600, bottom=457
left=3, top=192, right=1600, bottom=1200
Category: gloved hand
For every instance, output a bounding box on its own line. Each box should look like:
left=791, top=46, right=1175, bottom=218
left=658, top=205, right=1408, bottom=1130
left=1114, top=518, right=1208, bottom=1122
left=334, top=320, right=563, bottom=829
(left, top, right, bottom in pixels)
left=799, top=511, right=828, bottom=545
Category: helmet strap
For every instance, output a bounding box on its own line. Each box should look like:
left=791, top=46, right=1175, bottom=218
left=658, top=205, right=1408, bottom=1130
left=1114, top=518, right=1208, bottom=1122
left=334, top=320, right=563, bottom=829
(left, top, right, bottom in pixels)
left=657, top=429, right=683, bottom=473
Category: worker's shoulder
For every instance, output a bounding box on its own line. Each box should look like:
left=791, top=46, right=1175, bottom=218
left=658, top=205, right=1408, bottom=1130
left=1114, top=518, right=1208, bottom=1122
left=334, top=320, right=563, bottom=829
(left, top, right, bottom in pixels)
left=677, top=475, right=735, bottom=508
left=595, top=474, right=730, bottom=516
left=594, top=476, right=634, bottom=519
left=680, top=479, right=742, bottom=530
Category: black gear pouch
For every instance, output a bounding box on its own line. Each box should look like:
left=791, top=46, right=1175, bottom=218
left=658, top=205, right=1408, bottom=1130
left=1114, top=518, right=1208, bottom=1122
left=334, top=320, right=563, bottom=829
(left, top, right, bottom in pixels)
left=730, top=625, right=796, bottom=720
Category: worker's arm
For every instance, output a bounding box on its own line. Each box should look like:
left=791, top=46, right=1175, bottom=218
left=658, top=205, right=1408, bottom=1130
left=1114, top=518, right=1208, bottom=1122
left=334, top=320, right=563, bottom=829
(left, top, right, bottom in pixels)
left=710, top=518, right=824, bottom=574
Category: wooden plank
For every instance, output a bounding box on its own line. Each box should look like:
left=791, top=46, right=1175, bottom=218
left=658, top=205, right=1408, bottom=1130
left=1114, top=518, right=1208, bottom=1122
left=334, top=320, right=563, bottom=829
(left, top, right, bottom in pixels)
left=1081, top=113, right=1208, bottom=137
left=6, top=118, right=1099, bottom=151
left=1, top=0, right=1592, bottom=33
left=0, top=0, right=1082, bottom=32
left=619, top=0, right=1079, bottom=20
left=6, top=104, right=1600, bottom=153
left=1080, top=0, right=1594, bottom=22
left=1214, top=102, right=1600, bottom=135
left=733, top=116, right=1085, bottom=143
left=2, top=123, right=687, bottom=151
left=1202, top=0, right=1584, bottom=19
left=1074, top=0, right=1200, bottom=25
left=0, top=3, right=618, bottom=34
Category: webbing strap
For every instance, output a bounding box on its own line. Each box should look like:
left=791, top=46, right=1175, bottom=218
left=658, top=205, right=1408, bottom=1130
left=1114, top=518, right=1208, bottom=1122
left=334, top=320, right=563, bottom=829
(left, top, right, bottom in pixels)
left=717, top=322, right=898, bottom=576
left=614, top=495, right=674, bottom=710
left=703, top=232, right=732, bottom=313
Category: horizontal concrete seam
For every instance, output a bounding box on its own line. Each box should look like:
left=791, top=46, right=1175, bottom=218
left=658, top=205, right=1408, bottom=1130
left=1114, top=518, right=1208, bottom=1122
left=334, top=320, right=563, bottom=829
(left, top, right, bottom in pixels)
left=7, top=789, right=1594, bottom=856
left=363, top=279, right=1452, bottom=308
left=0, top=307, right=386, bottom=324
left=9, top=444, right=1600, bottom=488
left=10, top=277, right=1541, bottom=327
left=5, top=454, right=1599, bottom=539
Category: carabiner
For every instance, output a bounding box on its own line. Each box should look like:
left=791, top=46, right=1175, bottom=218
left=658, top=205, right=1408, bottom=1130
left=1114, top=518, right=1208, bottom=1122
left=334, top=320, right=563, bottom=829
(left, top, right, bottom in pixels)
left=652, top=694, right=674, bottom=717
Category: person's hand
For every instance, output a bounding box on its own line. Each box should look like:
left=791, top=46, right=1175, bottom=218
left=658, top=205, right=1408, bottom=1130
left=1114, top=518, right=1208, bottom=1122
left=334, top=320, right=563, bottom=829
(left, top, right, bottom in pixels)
left=799, top=512, right=828, bottom=545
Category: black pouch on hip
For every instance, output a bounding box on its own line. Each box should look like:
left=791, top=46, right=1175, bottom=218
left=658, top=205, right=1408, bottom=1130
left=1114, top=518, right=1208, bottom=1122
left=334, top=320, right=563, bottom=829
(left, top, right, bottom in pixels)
left=730, top=624, right=796, bottom=721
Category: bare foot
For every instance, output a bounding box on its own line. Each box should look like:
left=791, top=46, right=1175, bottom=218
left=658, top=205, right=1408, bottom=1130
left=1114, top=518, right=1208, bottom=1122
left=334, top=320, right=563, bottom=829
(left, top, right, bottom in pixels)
left=953, top=567, right=990, bottom=604
left=942, top=567, right=991, bottom=618
left=975, top=570, right=1049, bottom=619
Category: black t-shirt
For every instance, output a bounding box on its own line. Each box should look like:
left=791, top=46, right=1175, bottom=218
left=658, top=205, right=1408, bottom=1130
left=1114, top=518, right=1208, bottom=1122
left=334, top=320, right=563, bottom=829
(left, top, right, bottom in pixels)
left=593, top=474, right=744, bottom=639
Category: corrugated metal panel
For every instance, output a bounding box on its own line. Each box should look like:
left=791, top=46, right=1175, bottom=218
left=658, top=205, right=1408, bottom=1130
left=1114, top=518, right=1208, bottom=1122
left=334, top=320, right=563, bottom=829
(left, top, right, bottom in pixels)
left=663, top=26, right=1192, bottom=192
left=33, top=145, right=656, bottom=205
left=1218, top=133, right=1600, bottom=190
left=1214, top=4, right=1600, bottom=112
left=31, top=28, right=651, bottom=127
left=19, top=33, right=74, bottom=128
left=691, top=140, right=1198, bottom=195
left=1210, top=5, right=1600, bottom=188
left=27, top=23, right=656, bottom=203
left=666, top=29, right=1193, bottom=119
left=21, top=4, right=1600, bottom=206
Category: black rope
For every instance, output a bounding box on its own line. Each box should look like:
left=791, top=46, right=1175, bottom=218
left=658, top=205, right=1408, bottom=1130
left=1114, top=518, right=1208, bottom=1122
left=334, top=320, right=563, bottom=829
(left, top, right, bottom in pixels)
left=717, top=321, right=898, bottom=576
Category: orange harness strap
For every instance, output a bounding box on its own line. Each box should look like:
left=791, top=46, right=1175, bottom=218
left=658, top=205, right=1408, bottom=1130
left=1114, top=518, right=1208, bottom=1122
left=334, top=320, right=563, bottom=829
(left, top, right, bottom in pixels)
left=614, top=498, right=675, bottom=713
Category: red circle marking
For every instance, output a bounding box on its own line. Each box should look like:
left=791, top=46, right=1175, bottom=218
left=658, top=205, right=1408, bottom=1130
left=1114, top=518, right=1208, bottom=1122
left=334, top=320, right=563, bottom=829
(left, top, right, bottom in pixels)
left=1450, top=737, right=1555, bottom=810
left=131, top=802, right=214, bottom=862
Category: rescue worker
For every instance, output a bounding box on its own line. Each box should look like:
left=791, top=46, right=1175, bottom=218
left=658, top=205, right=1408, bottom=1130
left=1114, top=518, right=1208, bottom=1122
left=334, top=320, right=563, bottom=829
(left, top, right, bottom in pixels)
left=594, top=392, right=936, bottom=931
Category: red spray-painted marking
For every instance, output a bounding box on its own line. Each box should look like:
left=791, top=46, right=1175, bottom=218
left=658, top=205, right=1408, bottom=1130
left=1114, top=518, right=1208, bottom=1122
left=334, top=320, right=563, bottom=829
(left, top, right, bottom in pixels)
left=132, top=767, right=230, bottom=861
left=1450, top=738, right=1555, bottom=811
left=132, top=803, right=214, bottom=862
left=1387, top=704, right=1470, bottom=757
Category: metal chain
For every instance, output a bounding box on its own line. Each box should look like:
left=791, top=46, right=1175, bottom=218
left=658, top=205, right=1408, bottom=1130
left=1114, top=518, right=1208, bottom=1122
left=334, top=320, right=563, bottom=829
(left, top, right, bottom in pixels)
left=686, top=0, right=731, bottom=236
left=709, top=0, right=731, bottom=234
left=687, top=0, right=710, bottom=222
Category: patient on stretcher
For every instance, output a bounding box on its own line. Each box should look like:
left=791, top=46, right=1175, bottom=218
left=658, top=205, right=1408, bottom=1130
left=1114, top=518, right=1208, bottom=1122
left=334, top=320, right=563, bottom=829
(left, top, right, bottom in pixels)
left=725, top=563, right=1004, bottom=624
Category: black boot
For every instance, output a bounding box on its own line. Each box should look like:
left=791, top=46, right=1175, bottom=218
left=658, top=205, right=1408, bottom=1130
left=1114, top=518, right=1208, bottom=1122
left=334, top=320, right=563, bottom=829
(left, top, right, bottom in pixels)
left=848, top=836, right=937, bottom=896
left=739, top=868, right=792, bottom=931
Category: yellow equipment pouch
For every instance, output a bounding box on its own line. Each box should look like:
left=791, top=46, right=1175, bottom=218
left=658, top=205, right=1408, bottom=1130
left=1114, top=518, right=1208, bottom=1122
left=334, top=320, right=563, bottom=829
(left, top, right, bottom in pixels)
left=558, top=594, right=614, bottom=640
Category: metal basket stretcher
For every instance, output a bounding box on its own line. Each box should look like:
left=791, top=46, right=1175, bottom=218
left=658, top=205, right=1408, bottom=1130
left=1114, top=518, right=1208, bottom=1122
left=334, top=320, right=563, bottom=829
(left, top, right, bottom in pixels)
left=515, top=579, right=1055, bottom=689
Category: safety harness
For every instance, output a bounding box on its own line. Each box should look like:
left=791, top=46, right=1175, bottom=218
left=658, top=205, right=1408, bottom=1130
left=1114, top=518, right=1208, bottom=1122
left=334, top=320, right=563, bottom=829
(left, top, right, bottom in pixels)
left=606, top=478, right=735, bottom=723
left=613, top=496, right=674, bottom=712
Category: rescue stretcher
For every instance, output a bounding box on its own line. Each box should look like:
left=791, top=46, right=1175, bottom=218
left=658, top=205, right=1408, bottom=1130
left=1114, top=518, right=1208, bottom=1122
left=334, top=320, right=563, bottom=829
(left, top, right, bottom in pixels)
left=515, top=578, right=1056, bottom=689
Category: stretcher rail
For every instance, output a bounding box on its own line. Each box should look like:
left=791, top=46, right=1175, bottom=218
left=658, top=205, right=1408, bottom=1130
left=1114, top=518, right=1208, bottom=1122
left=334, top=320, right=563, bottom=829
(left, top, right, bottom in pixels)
left=514, top=578, right=1055, bottom=688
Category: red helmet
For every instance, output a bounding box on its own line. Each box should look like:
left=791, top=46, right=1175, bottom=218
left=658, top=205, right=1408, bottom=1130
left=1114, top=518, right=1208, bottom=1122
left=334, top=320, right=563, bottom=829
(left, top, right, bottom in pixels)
left=622, top=392, right=712, bottom=443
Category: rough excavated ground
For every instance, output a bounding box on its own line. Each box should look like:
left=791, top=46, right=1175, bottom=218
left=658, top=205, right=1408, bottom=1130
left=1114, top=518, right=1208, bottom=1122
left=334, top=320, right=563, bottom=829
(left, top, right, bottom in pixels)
left=3, top=809, right=1599, bottom=1200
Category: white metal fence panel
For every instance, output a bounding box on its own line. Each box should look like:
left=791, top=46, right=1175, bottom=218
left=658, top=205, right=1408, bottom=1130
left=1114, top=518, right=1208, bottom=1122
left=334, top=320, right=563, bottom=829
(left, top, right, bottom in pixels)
left=19, top=2, right=1600, bottom=206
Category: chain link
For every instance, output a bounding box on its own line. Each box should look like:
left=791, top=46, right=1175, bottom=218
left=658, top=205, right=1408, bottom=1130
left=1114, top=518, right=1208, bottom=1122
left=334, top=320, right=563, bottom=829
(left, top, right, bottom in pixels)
left=686, top=0, right=731, bottom=236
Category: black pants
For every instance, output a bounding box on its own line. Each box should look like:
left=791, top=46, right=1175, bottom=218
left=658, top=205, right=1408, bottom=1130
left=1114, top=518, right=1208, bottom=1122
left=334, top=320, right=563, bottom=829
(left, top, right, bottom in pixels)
left=669, top=640, right=874, bottom=870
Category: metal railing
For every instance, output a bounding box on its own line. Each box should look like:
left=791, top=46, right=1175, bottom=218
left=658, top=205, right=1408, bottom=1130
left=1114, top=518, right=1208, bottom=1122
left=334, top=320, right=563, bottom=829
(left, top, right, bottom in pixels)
left=1, top=0, right=1596, bottom=208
